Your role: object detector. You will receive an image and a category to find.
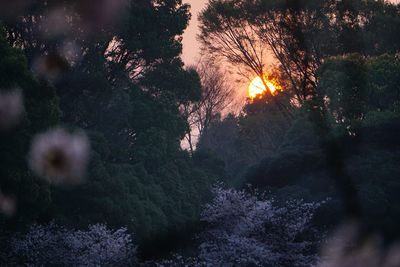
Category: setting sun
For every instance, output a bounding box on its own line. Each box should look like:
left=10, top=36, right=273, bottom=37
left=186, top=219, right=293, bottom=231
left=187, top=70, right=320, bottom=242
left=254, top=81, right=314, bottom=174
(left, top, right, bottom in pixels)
left=248, top=76, right=280, bottom=99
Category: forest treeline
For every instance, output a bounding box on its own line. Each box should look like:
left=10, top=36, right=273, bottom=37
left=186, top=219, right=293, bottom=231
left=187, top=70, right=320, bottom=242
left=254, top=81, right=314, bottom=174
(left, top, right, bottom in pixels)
left=0, top=0, right=400, bottom=265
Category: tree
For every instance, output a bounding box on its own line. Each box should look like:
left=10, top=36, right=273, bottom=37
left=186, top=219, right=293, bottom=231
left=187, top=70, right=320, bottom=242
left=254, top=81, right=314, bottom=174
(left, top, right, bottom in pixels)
left=147, top=187, right=322, bottom=267
left=197, top=89, right=294, bottom=181
left=317, top=54, right=369, bottom=131
left=183, top=59, right=235, bottom=154
left=238, top=93, right=292, bottom=161
left=199, top=1, right=270, bottom=93
left=197, top=187, right=321, bottom=267
left=317, top=53, right=400, bottom=131
left=197, top=114, right=242, bottom=179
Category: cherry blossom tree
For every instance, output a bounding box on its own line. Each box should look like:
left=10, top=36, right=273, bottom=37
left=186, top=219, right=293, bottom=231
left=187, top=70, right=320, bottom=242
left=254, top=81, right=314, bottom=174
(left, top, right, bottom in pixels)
left=5, top=223, right=136, bottom=266
left=197, top=187, right=322, bottom=267
left=148, top=186, right=323, bottom=267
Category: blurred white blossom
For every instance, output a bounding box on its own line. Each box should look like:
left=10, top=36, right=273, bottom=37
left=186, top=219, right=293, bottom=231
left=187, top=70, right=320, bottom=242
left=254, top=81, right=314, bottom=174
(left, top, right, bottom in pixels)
left=32, top=54, right=69, bottom=82
left=0, top=90, right=24, bottom=130
left=318, top=223, right=400, bottom=267
left=29, top=128, right=90, bottom=185
left=40, top=8, right=72, bottom=38
left=0, top=193, right=16, bottom=217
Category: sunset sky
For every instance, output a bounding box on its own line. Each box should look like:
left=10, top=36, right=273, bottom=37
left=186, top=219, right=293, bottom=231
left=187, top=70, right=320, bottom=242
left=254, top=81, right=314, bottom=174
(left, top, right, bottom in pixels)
left=182, top=0, right=207, bottom=65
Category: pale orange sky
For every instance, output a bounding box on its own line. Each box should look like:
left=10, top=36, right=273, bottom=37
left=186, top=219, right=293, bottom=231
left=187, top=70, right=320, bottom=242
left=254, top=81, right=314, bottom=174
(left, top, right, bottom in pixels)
left=182, top=0, right=248, bottom=111
left=182, top=0, right=208, bottom=66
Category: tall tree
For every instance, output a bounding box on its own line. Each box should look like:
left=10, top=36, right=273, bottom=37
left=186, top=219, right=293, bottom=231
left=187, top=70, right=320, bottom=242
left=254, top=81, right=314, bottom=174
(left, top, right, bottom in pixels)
left=183, top=59, right=235, bottom=153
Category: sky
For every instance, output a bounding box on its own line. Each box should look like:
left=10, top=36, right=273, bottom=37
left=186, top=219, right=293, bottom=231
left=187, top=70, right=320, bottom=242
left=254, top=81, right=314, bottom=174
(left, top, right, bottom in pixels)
left=182, top=0, right=208, bottom=66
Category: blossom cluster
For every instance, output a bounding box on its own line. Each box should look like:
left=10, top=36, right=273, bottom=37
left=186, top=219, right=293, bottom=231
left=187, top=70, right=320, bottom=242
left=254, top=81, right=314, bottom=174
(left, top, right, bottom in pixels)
left=197, top=187, right=321, bottom=267
left=5, top=223, right=136, bottom=266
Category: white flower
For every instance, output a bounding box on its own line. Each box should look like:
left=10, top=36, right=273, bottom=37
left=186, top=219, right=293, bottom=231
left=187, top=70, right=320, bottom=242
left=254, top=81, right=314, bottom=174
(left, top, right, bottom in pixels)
left=29, top=128, right=90, bottom=185
left=32, top=54, right=69, bottom=82
left=0, top=90, right=24, bottom=130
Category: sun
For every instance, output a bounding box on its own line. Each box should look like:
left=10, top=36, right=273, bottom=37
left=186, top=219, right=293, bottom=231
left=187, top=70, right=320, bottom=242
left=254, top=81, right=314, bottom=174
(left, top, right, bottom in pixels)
left=248, top=75, right=280, bottom=99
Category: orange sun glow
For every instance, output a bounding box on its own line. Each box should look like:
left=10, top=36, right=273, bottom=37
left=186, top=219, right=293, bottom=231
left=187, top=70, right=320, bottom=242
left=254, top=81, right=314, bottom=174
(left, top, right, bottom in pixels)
left=248, top=75, right=281, bottom=99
